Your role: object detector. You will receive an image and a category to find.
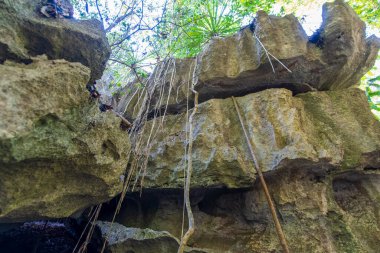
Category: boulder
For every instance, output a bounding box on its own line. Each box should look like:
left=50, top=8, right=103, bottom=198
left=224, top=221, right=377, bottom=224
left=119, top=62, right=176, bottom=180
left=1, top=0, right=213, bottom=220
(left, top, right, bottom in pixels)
left=96, top=222, right=180, bottom=253
left=96, top=221, right=207, bottom=253
left=134, top=88, right=380, bottom=189
left=0, top=0, right=110, bottom=83
left=125, top=0, right=379, bottom=118
left=0, top=58, right=130, bottom=222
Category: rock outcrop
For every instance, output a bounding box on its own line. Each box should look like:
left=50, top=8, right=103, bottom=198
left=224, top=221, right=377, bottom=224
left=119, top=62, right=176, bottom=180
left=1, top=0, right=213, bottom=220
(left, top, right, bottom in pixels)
left=1, top=0, right=380, bottom=252
left=0, top=57, right=130, bottom=222
left=134, top=88, right=380, bottom=189
left=101, top=170, right=380, bottom=253
left=0, top=1, right=128, bottom=222
left=118, top=0, right=379, bottom=119
left=96, top=1, right=380, bottom=252
left=0, top=0, right=110, bottom=83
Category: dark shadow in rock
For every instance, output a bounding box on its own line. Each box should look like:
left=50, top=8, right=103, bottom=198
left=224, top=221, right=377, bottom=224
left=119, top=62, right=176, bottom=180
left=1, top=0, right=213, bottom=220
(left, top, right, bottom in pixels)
left=101, top=140, right=121, bottom=160
left=0, top=219, right=102, bottom=253
left=332, top=172, right=379, bottom=214
left=0, top=43, right=33, bottom=65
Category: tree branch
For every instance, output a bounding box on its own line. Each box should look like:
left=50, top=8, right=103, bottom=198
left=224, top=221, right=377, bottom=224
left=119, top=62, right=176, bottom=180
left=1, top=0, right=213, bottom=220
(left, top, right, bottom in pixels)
left=105, top=8, right=134, bottom=32
left=95, top=0, right=104, bottom=23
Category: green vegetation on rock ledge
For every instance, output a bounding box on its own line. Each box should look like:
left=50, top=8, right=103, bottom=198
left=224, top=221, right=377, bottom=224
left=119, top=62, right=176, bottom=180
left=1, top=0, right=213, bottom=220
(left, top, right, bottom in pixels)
left=72, top=0, right=380, bottom=117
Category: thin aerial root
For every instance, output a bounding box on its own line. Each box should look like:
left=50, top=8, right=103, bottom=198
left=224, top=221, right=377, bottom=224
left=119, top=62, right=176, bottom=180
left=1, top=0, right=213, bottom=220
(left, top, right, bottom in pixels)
left=177, top=89, right=198, bottom=253
left=74, top=204, right=102, bottom=253
left=253, top=33, right=292, bottom=74
left=231, top=96, right=290, bottom=253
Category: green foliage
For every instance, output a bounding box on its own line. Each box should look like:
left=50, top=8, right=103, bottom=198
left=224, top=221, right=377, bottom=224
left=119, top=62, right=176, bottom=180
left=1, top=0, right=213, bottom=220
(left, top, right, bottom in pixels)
left=239, top=0, right=275, bottom=15
left=168, top=0, right=275, bottom=57
left=366, top=75, right=380, bottom=119
left=71, top=0, right=277, bottom=72
left=171, top=0, right=240, bottom=57
left=71, top=0, right=379, bottom=72
left=360, top=53, right=380, bottom=119
left=348, top=0, right=380, bottom=29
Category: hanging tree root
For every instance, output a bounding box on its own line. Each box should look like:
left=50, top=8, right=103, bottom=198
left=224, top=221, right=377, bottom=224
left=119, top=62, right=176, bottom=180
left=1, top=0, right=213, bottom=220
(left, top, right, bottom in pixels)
left=231, top=96, right=290, bottom=253
left=177, top=89, right=199, bottom=253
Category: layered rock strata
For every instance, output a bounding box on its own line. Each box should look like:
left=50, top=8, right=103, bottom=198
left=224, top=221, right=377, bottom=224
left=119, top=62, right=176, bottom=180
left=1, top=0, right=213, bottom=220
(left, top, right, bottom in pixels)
left=135, top=88, right=380, bottom=189
left=117, top=0, right=380, bottom=119
left=0, top=57, right=130, bottom=222
left=1, top=0, right=380, bottom=252
left=0, top=1, right=127, bottom=222
left=100, top=1, right=380, bottom=252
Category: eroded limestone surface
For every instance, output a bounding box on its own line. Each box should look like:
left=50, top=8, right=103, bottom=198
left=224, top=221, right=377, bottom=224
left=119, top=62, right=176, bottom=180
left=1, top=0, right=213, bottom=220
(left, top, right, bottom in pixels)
left=0, top=0, right=110, bottom=82
left=99, top=169, right=380, bottom=253
left=135, top=89, right=380, bottom=189
left=0, top=58, right=130, bottom=222
left=1, top=1, right=380, bottom=252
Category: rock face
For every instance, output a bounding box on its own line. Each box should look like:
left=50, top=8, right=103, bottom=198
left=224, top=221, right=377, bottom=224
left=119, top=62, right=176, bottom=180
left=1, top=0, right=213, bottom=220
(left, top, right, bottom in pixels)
left=102, top=169, right=380, bottom=253
left=134, top=88, right=380, bottom=189
left=1, top=0, right=380, bottom=252
left=119, top=0, right=380, bottom=119
left=0, top=57, right=89, bottom=139
left=110, top=1, right=380, bottom=248
left=0, top=1, right=126, bottom=222
left=0, top=57, right=130, bottom=222
left=0, top=0, right=110, bottom=83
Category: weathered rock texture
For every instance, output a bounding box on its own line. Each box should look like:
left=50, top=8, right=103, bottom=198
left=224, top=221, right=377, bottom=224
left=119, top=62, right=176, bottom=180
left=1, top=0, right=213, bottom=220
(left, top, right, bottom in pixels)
left=135, top=88, right=380, bottom=189
left=96, top=221, right=207, bottom=253
left=1, top=0, right=380, bottom=252
left=101, top=169, right=380, bottom=253
left=96, top=222, right=179, bottom=253
left=0, top=57, right=129, bottom=222
left=0, top=0, right=110, bottom=82
left=0, top=0, right=128, bottom=223
left=118, top=0, right=380, bottom=119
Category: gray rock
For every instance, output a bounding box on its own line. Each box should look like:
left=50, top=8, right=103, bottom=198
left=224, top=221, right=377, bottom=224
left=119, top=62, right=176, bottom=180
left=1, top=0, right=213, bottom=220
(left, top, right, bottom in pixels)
left=135, top=88, right=380, bottom=189
left=0, top=58, right=130, bottom=222
left=113, top=79, right=147, bottom=121
left=96, top=221, right=209, bottom=253
left=0, top=0, right=110, bottom=83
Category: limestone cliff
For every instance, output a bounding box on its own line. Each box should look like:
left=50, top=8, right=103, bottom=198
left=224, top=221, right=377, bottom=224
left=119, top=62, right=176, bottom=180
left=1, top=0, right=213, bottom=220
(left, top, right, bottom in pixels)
left=96, top=1, right=380, bottom=253
left=0, top=0, right=380, bottom=253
